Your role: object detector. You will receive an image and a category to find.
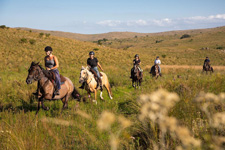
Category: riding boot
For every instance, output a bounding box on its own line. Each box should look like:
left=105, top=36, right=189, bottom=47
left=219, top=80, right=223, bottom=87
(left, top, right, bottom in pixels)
left=54, top=89, right=60, bottom=95
left=79, top=82, right=85, bottom=89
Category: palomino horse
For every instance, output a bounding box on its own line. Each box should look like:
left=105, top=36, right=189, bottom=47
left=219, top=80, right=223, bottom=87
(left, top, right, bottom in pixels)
left=26, top=62, right=81, bottom=114
left=150, top=64, right=161, bottom=79
left=131, top=65, right=143, bottom=89
left=203, top=62, right=213, bottom=74
left=79, top=66, right=113, bottom=104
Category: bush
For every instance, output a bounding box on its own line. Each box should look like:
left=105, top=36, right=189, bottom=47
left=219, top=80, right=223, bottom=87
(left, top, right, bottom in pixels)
left=134, top=35, right=138, bottom=38
left=216, top=46, right=224, bottom=49
left=93, top=48, right=99, bottom=51
left=162, top=54, right=166, bottom=58
left=103, top=38, right=108, bottom=42
left=29, top=39, right=36, bottom=45
left=29, top=30, right=32, bottom=33
left=39, top=33, right=44, bottom=37
left=0, top=25, right=6, bottom=29
left=180, top=34, right=191, bottom=39
left=97, top=40, right=102, bottom=45
left=156, top=40, right=163, bottom=43
left=19, top=38, right=27, bottom=43
left=45, top=33, right=50, bottom=37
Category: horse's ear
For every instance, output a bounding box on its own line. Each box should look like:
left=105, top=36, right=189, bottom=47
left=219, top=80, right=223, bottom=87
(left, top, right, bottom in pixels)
left=81, top=66, right=85, bottom=70
left=36, top=62, right=40, bottom=65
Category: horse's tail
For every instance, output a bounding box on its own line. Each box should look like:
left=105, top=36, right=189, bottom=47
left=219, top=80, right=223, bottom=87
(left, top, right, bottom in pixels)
left=211, top=67, right=214, bottom=72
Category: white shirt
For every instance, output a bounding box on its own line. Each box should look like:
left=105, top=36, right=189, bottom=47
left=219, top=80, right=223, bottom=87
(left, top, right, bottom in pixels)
left=154, top=59, right=161, bottom=65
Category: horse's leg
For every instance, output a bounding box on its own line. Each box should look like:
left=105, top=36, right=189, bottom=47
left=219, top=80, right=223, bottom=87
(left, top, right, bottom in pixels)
left=104, top=83, right=113, bottom=100
left=61, top=95, right=69, bottom=113
left=93, top=90, right=97, bottom=105
left=35, top=100, right=41, bottom=115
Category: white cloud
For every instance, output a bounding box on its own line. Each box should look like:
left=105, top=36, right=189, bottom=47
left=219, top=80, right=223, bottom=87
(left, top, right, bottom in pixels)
left=96, top=20, right=122, bottom=27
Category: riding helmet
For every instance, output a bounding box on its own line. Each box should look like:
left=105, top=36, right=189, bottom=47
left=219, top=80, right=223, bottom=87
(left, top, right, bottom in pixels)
left=135, top=54, right=139, bottom=58
left=156, top=56, right=159, bottom=58
left=89, top=51, right=95, bottom=55
left=44, top=46, right=52, bottom=52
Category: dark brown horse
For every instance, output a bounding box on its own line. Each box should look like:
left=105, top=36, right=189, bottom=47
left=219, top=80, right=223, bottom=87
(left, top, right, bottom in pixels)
left=203, top=62, right=213, bottom=74
left=150, top=65, right=161, bottom=79
left=131, top=65, right=143, bottom=89
left=26, top=62, right=82, bottom=114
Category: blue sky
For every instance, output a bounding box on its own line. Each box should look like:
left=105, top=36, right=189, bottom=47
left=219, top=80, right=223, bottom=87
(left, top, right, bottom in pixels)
left=0, top=0, right=225, bottom=34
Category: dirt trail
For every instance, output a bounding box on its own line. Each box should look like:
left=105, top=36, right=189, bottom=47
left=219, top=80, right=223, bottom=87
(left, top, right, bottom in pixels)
left=144, top=65, right=225, bottom=70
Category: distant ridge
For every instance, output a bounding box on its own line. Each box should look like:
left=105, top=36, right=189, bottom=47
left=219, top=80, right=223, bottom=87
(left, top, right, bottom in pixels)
left=16, top=26, right=225, bottom=41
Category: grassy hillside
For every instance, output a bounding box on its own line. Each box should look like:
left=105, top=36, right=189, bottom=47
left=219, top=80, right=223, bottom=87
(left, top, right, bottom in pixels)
left=0, top=27, right=225, bottom=150
left=100, top=26, right=225, bottom=66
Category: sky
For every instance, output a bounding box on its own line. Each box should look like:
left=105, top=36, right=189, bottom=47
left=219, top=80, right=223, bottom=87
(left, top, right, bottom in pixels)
left=0, top=0, right=225, bottom=34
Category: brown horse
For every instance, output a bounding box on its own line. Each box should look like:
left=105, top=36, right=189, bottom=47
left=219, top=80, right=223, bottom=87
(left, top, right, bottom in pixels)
left=131, top=65, right=143, bottom=89
left=26, top=62, right=81, bottom=114
left=203, top=62, right=213, bottom=74
left=150, top=65, right=161, bottom=79
left=79, top=66, right=113, bottom=104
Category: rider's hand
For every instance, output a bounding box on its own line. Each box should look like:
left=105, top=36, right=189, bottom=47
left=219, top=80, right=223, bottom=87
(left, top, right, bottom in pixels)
left=46, top=67, right=51, bottom=70
left=101, top=68, right=104, bottom=71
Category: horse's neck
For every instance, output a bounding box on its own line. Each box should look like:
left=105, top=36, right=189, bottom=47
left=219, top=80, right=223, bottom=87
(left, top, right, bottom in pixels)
left=38, top=70, right=50, bottom=86
left=86, top=70, right=95, bottom=84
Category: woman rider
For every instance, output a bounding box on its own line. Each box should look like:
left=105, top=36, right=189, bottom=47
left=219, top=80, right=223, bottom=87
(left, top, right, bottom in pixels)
left=33, top=46, right=61, bottom=95
left=44, top=46, right=61, bottom=95
left=79, top=51, right=104, bottom=90
left=130, top=54, right=141, bottom=78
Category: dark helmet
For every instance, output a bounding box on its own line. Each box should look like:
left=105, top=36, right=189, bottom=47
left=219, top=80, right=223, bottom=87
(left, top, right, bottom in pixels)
left=206, top=56, right=209, bottom=58
left=156, top=56, right=159, bottom=58
left=89, top=51, right=95, bottom=55
left=44, top=46, right=52, bottom=52
left=135, top=54, right=139, bottom=58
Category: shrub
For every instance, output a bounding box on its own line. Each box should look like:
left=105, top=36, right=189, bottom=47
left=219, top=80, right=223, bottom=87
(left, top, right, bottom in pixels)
left=162, top=54, right=166, bottom=58
left=97, top=40, right=102, bottom=45
left=19, top=38, right=27, bottom=43
left=216, top=46, right=224, bottom=49
left=29, top=39, right=36, bottom=45
left=103, top=38, right=108, bottom=42
left=134, top=35, right=138, bottom=38
left=29, top=30, right=32, bottom=33
left=45, top=33, right=50, bottom=37
left=93, top=48, right=99, bottom=51
left=156, top=40, right=163, bottom=43
left=0, top=25, right=6, bottom=29
left=39, top=33, right=44, bottom=37
left=180, top=34, right=191, bottom=39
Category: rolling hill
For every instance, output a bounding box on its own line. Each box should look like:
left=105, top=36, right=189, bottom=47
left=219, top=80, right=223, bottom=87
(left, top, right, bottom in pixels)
left=17, top=26, right=225, bottom=41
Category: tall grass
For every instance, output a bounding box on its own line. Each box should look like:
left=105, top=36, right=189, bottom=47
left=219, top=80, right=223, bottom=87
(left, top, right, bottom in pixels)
left=0, top=28, right=225, bottom=149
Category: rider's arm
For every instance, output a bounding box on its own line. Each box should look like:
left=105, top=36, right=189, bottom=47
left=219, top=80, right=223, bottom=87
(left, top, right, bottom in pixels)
left=51, top=56, right=59, bottom=70
left=97, top=62, right=104, bottom=71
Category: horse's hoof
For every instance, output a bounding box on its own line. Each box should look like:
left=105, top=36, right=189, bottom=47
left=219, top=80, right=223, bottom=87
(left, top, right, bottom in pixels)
left=92, top=100, right=97, bottom=105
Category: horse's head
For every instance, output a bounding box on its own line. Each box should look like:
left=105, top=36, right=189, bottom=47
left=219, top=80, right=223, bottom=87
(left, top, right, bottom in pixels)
left=133, top=65, right=140, bottom=76
left=79, top=66, right=89, bottom=83
left=26, top=62, right=41, bottom=84
left=155, top=64, right=159, bottom=72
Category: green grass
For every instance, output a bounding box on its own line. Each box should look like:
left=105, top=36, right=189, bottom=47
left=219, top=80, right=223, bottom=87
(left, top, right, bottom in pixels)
left=0, top=27, right=225, bottom=149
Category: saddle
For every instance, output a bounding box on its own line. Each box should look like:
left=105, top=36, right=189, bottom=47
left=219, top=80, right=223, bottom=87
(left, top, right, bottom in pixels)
left=43, top=69, right=66, bottom=84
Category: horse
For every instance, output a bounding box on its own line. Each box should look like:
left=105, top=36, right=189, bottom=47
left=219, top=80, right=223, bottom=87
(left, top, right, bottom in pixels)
left=131, top=64, right=143, bottom=89
left=202, top=62, right=213, bottom=74
left=79, top=66, right=113, bottom=104
left=26, top=62, right=82, bottom=114
left=150, top=64, right=161, bottom=79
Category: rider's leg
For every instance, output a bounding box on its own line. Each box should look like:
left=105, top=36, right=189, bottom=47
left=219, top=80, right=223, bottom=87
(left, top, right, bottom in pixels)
left=158, top=65, right=162, bottom=75
left=93, top=67, right=103, bottom=90
left=52, top=69, right=61, bottom=95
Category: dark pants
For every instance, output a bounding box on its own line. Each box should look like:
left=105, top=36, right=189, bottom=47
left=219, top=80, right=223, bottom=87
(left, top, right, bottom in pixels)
left=52, top=69, right=61, bottom=90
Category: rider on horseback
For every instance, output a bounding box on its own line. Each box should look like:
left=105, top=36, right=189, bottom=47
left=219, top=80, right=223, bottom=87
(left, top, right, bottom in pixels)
left=33, top=46, right=61, bottom=95
left=79, top=51, right=104, bottom=90
left=150, top=56, right=161, bottom=75
left=130, top=54, right=142, bottom=79
left=203, top=56, right=211, bottom=68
